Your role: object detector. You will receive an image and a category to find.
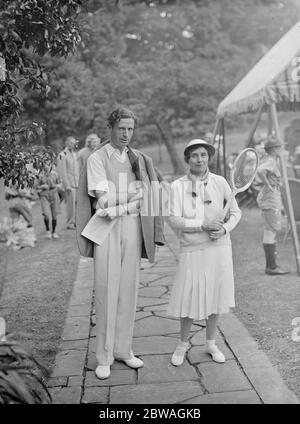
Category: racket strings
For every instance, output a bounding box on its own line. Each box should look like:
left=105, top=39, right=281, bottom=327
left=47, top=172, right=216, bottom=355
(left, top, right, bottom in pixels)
left=232, top=151, right=258, bottom=190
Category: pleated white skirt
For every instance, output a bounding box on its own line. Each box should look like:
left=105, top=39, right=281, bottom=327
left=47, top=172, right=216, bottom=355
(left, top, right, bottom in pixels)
left=167, top=244, right=235, bottom=321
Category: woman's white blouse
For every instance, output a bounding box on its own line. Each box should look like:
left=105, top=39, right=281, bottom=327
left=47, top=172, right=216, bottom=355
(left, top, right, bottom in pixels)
left=168, top=173, right=241, bottom=252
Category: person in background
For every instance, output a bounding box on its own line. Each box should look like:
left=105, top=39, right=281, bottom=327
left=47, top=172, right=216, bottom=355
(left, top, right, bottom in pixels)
left=56, top=136, right=79, bottom=229
left=256, top=135, right=290, bottom=275
left=35, top=164, right=62, bottom=239
left=167, top=139, right=241, bottom=367
left=5, top=184, right=35, bottom=227
left=77, top=133, right=101, bottom=174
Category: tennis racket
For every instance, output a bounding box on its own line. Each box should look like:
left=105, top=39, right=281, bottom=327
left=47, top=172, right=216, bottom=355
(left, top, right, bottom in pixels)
left=222, top=148, right=259, bottom=219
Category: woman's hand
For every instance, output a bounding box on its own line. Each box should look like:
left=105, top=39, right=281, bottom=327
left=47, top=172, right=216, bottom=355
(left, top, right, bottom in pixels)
left=202, top=218, right=224, bottom=232
left=208, top=227, right=226, bottom=241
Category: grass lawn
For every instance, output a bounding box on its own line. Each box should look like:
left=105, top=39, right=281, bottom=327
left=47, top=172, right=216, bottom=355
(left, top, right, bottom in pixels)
left=232, top=207, right=300, bottom=400
left=0, top=180, right=79, bottom=372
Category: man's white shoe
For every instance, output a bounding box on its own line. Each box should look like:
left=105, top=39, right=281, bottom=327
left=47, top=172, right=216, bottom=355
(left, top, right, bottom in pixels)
left=205, top=344, right=225, bottom=363
left=46, top=231, right=52, bottom=239
left=171, top=341, right=190, bottom=366
left=95, top=365, right=110, bottom=379
left=52, top=232, right=59, bottom=239
left=124, top=355, right=144, bottom=369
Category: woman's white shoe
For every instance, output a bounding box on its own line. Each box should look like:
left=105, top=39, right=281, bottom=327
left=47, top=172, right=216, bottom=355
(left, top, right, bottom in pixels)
left=205, top=344, right=225, bottom=363
left=171, top=341, right=190, bottom=366
left=95, top=365, right=111, bottom=379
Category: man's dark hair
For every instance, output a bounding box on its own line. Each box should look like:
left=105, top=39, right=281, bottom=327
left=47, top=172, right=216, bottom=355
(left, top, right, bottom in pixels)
left=107, top=107, right=138, bottom=128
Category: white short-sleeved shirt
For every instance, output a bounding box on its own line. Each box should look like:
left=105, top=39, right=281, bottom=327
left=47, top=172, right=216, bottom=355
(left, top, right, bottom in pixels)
left=87, top=144, right=129, bottom=197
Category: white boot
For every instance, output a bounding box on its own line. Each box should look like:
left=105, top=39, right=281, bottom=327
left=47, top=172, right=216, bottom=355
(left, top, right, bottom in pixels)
left=171, top=340, right=190, bottom=366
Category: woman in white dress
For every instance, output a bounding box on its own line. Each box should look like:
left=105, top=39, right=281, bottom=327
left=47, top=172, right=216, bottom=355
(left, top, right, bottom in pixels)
left=167, top=139, right=241, bottom=366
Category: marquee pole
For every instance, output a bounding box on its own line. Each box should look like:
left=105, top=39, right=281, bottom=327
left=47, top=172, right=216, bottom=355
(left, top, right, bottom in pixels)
left=245, top=105, right=264, bottom=148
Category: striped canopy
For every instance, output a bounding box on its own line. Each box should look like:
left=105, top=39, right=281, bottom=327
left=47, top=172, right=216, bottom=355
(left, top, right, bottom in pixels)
left=217, top=21, right=300, bottom=118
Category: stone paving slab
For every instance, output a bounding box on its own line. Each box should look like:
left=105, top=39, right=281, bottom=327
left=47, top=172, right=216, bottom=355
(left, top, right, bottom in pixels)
left=190, top=328, right=224, bottom=346
left=60, top=338, right=89, bottom=351
left=143, top=304, right=168, bottom=312
left=138, top=286, right=167, bottom=298
left=133, top=315, right=199, bottom=337
left=138, top=354, right=199, bottom=383
left=135, top=311, right=153, bottom=320
left=49, top=386, right=81, bottom=404
left=182, top=390, right=262, bottom=404
left=197, top=361, right=252, bottom=393
left=85, top=369, right=136, bottom=387
left=132, top=336, right=178, bottom=355
left=52, top=350, right=86, bottom=378
left=244, top=367, right=299, bottom=404
left=137, top=297, right=168, bottom=308
left=67, top=304, right=92, bottom=318
left=82, top=387, right=109, bottom=404
left=139, top=274, right=164, bottom=284
left=110, top=381, right=203, bottom=404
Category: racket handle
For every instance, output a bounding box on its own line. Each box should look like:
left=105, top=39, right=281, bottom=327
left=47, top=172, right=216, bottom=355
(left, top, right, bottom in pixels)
left=222, top=192, right=235, bottom=220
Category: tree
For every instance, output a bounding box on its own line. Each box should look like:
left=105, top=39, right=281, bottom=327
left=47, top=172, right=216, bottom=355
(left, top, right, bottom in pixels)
left=0, top=0, right=82, bottom=187
left=17, top=0, right=300, bottom=173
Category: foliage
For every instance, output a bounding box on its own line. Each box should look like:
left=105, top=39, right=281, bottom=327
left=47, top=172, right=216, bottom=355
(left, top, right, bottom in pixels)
left=0, top=338, right=51, bottom=404
left=0, top=0, right=82, bottom=187
left=11, top=0, right=300, bottom=172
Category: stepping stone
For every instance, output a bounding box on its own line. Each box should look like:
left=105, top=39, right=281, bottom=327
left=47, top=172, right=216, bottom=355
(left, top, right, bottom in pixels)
left=110, top=381, right=203, bottom=404
left=82, top=387, right=109, bottom=404
left=187, top=344, right=234, bottom=364
left=138, top=286, right=166, bottom=298
left=85, top=369, right=136, bottom=387
left=132, top=336, right=178, bottom=355
left=181, top=390, right=262, bottom=404
left=138, top=354, right=199, bottom=383
left=137, top=297, right=167, bottom=308
left=197, top=361, right=252, bottom=393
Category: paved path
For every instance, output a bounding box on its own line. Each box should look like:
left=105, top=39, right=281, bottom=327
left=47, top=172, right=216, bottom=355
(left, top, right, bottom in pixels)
left=48, top=224, right=299, bottom=404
